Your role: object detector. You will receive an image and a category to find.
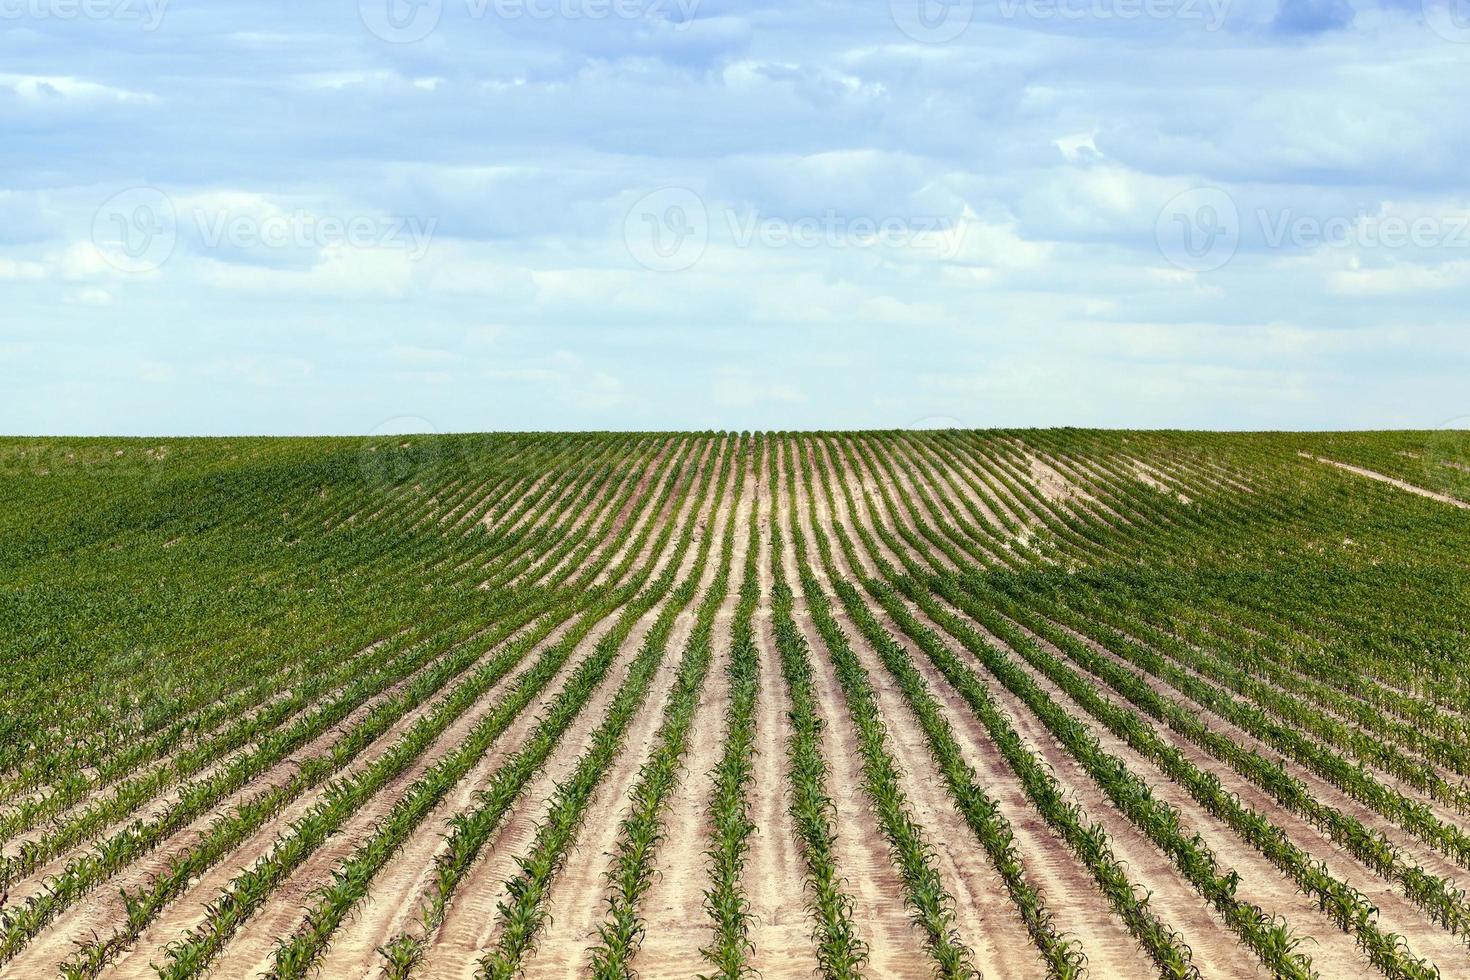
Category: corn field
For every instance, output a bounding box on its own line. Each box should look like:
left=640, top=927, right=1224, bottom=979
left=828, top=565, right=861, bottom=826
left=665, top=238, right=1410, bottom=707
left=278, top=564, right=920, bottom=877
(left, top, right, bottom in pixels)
left=2, top=429, right=1469, bottom=980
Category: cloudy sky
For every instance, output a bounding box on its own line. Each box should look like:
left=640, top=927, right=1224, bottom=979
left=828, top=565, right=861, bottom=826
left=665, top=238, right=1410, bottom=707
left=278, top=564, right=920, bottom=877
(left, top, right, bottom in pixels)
left=3, top=0, right=1469, bottom=434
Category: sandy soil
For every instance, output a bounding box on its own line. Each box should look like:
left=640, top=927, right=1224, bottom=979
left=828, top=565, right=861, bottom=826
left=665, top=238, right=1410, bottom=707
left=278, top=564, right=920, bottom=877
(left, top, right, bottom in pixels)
left=772, top=451, right=934, bottom=978
left=792, top=443, right=1048, bottom=978
left=818, top=449, right=1160, bottom=977
left=736, top=450, right=825, bottom=980
left=23, top=434, right=1470, bottom=980
left=1301, top=453, right=1470, bottom=510
left=631, top=446, right=756, bottom=978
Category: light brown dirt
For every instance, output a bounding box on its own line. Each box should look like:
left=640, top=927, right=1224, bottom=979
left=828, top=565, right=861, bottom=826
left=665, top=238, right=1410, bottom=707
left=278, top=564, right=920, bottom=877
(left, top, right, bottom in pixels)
left=412, top=441, right=722, bottom=980
left=792, top=442, right=1047, bottom=979
left=517, top=443, right=740, bottom=979
left=742, top=453, right=824, bottom=980
left=632, top=445, right=756, bottom=978
left=9, top=625, right=525, bottom=977
left=306, top=612, right=624, bottom=980
left=90, top=620, right=577, bottom=980
left=932, top=600, right=1377, bottom=978
left=1043, top=616, right=1470, bottom=951
left=818, top=444, right=1170, bottom=977
left=28, top=434, right=1470, bottom=980
left=1302, top=453, right=1470, bottom=510
left=772, top=456, right=934, bottom=979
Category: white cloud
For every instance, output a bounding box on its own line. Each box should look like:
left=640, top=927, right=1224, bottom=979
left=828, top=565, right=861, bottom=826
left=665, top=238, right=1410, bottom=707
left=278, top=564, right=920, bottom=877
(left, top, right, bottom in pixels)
left=0, top=258, right=47, bottom=281
left=0, top=74, right=152, bottom=102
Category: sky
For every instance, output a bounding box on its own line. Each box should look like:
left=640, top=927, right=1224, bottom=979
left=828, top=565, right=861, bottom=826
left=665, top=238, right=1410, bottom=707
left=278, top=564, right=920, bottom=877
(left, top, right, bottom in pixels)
left=2, top=0, right=1469, bottom=435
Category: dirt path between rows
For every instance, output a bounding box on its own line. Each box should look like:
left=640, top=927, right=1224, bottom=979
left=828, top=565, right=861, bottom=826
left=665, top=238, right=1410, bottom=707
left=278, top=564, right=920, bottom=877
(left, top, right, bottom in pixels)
left=793, top=442, right=1047, bottom=979
left=933, top=599, right=1376, bottom=978
left=821, top=450, right=1168, bottom=978
left=743, top=457, right=823, bottom=980
left=1030, top=614, right=1470, bottom=973
left=1096, top=613, right=1470, bottom=865
left=93, top=618, right=578, bottom=980
left=632, top=448, right=756, bottom=977
left=519, top=448, right=740, bottom=979
left=10, top=621, right=534, bottom=977
left=1301, top=454, right=1470, bottom=510
left=774, top=446, right=935, bottom=979
left=307, top=611, right=624, bottom=980
left=412, top=443, right=723, bottom=980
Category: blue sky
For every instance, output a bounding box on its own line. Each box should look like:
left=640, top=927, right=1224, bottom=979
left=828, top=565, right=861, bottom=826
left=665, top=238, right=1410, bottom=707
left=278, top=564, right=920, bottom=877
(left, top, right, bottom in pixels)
left=2, top=0, right=1469, bottom=434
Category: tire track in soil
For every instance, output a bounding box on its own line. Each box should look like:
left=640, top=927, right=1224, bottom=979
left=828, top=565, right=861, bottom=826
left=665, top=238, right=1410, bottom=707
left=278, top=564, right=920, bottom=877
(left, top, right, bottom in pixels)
left=629, top=448, right=755, bottom=978
left=774, top=447, right=933, bottom=980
